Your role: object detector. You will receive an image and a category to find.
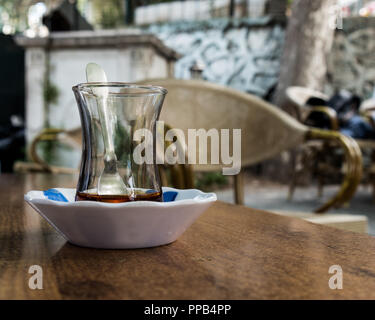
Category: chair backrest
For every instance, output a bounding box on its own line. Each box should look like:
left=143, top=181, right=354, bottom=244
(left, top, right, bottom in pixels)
left=138, top=79, right=309, bottom=172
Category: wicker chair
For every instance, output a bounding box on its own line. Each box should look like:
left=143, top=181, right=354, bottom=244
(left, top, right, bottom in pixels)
left=286, top=87, right=330, bottom=123
left=287, top=86, right=374, bottom=201
left=136, top=79, right=362, bottom=213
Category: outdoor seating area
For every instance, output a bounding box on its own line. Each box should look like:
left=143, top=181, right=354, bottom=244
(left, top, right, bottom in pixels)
left=286, top=86, right=375, bottom=203
left=1, top=0, right=375, bottom=303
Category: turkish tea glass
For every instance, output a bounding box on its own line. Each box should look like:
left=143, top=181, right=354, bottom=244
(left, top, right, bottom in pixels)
left=72, top=83, right=167, bottom=203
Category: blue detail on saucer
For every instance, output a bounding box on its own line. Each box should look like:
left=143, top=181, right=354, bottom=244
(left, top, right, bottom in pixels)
left=43, top=189, right=69, bottom=202
left=43, top=189, right=178, bottom=203
left=163, top=191, right=178, bottom=203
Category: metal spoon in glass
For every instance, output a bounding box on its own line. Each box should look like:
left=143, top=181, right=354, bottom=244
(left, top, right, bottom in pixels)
left=85, top=63, right=128, bottom=195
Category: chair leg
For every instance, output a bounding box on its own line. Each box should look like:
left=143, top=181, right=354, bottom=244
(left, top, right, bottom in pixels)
left=288, top=180, right=296, bottom=201
left=159, top=166, right=168, bottom=187
left=317, top=175, right=324, bottom=198
left=183, top=164, right=195, bottom=189
left=372, top=150, right=375, bottom=203
left=307, top=129, right=363, bottom=214
left=170, top=165, right=185, bottom=189
left=288, top=152, right=297, bottom=201
left=234, top=171, right=244, bottom=205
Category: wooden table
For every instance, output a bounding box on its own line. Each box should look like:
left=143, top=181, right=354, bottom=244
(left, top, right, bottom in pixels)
left=1, top=173, right=375, bottom=300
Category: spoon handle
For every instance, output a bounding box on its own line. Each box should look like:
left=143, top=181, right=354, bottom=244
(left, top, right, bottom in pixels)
left=97, top=97, right=116, bottom=161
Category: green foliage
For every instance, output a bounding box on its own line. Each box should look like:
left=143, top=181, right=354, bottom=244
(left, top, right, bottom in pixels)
left=146, top=0, right=176, bottom=4
left=90, top=0, right=125, bottom=28
left=100, top=6, right=124, bottom=28
left=0, top=0, right=32, bottom=32
left=37, top=140, right=55, bottom=165
left=114, top=123, right=132, bottom=165
left=195, top=172, right=228, bottom=191
left=38, top=140, right=76, bottom=167
left=43, top=80, right=59, bottom=105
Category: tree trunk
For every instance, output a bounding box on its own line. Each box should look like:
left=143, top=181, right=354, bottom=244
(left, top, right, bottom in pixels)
left=229, top=0, right=235, bottom=17
left=273, top=0, right=337, bottom=111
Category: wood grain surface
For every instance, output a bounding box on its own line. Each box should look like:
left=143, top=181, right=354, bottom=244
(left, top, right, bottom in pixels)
left=1, top=173, right=375, bottom=300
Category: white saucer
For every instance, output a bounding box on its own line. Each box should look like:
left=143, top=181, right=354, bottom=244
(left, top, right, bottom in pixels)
left=24, top=187, right=217, bottom=249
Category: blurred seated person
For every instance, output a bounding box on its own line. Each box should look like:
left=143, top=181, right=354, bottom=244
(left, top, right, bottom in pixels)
left=305, top=90, right=375, bottom=140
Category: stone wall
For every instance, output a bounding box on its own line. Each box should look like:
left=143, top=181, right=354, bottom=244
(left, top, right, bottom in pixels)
left=326, top=17, right=375, bottom=99
left=149, top=17, right=285, bottom=98
left=149, top=16, right=375, bottom=101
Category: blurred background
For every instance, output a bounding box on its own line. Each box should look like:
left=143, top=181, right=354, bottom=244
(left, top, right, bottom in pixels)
left=1, top=0, right=375, bottom=233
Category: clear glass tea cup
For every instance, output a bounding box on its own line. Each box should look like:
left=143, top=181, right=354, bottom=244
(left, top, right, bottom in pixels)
left=72, top=83, right=167, bottom=203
